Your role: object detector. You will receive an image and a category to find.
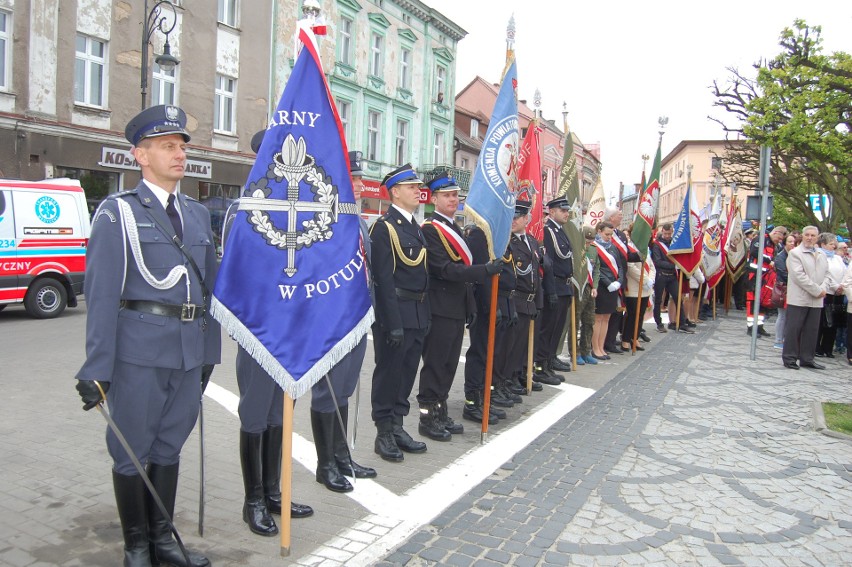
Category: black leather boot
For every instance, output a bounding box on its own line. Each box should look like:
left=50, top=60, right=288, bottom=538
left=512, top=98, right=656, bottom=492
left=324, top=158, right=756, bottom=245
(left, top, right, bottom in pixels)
left=418, top=402, right=451, bottom=441
left=311, top=409, right=353, bottom=492
left=241, top=431, right=278, bottom=536
left=113, top=471, right=151, bottom=567
left=147, top=463, right=210, bottom=566
left=333, top=405, right=377, bottom=479
left=374, top=420, right=403, bottom=462
left=392, top=415, right=427, bottom=453
left=437, top=401, right=464, bottom=434
left=262, top=426, right=313, bottom=518
left=462, top=390, right=496, bottom=424
left=551, top=356, right=571, bottom=372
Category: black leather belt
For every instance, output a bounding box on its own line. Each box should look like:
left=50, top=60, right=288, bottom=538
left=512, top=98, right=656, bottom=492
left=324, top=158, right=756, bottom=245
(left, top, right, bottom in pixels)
left=121, top=300, right=206, bottom=321
left=520, top=292, right=536, bottom=302
left=659, top=270, right=675, bottom=276
left=497, top=290, right=516, bottom=298
left=395, top=288, right=426, bottom=302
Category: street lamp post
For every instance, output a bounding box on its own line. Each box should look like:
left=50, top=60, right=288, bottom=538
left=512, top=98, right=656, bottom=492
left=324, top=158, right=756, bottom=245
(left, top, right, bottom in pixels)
left=141, top=0, right=180, bottom=110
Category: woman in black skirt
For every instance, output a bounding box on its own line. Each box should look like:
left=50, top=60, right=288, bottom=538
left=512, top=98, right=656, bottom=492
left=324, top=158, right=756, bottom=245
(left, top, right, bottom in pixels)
left=591, top=222, right=625, bottom=359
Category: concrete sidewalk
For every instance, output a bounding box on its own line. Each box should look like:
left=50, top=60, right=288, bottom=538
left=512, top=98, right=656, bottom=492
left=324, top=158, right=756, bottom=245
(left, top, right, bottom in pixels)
left=2, top=305, right=849, bottom=566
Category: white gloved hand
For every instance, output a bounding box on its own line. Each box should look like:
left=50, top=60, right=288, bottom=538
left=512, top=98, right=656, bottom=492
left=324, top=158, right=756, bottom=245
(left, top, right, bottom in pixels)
left=607, top=281, right=621, bottom=292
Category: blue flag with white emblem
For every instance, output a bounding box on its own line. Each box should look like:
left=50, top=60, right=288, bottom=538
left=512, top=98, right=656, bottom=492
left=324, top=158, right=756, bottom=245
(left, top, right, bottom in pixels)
left=211, top=27, right=373, bottom=399
left=465, top=59, right=519, bottom=260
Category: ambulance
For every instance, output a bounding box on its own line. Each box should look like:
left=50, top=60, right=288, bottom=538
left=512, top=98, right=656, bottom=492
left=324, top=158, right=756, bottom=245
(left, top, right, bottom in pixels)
left=0, top=178, right=91, bottom=318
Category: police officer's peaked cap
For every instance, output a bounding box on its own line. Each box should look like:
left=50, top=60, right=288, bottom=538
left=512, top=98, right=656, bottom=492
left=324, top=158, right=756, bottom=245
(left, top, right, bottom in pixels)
left=382, top=163, right=422, bottom=191
left=349, top=151, right=364, bottom=177
left=426, top=174, right=460, bottom=193
left=546, top=196, right=570, bottom=210
left=514, top=200, right=532, bottom=216
left=250, top=129, right=267, bottom=154
left=125, top=104, right=191, bottom=146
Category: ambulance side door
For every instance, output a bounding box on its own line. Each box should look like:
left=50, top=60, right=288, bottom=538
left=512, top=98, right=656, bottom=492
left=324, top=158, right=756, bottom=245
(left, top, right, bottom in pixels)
left=0, top=190, right=18, bottom=300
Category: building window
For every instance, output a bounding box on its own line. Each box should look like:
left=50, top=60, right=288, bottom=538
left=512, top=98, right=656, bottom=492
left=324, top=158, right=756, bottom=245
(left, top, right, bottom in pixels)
left=395, top=119, right=408, bottom=165
left=460, top=157, right=469, bottom=170
left=470, top=119, right=479, bottom=139
left=339, top=16, right=353, bottom=66
left=74, top=35, right=107, bottom=107
left=336, top=98, right=351, bottom=141
left=0, top=10, right=9, bottom=90
left=152, top=62, right=177, bottom=106
left=218, top=0, right=238, bottom=27
left=433, top=130, right=445, bottom=164
left=369, top=33, right=383, bottom=77
left=435, top=65, right=446, bottom=100
left=399, top=47, right=411, bottom=90
left=214, top=74, right=236, bottom=134
left=367, top=110, right=381, bottom=162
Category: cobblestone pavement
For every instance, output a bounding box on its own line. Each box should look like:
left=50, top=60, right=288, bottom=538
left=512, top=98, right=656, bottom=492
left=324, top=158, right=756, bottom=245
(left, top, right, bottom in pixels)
left=375, top=314, right=852, bottom=567
left=2, top=304, right=850, bottom=566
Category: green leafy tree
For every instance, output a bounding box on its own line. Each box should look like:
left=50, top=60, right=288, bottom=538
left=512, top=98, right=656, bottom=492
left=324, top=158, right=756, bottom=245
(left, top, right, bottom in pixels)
left=711, top=20, right=851, bottom=233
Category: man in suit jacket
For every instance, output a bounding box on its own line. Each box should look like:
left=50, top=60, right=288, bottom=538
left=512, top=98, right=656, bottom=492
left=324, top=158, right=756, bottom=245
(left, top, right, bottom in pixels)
left=416, top=174, right=499, bottom=441
left=782, top=226, right=828, bottom=369
left=369, top=164, right=430, bottom=462
left=75, top=105, right=220, bottom=567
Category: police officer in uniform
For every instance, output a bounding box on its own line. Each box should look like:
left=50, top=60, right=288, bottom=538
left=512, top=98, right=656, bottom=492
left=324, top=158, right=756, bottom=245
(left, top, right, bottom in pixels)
left=416, top=174, right=500, bottom=440
left=310, top=151, right=377, bottom=490
left=369, top=164, right=430, bottom=461
left=535, top=196, right=574, bottom=384
left=75, top=105, right=220, bottom=567
left=225, top=130, right=313, bottom=539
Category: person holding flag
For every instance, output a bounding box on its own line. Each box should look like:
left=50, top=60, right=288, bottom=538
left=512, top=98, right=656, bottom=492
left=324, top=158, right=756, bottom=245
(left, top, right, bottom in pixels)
left=369, top=164, right=430, bottom=462
left=416, top=174, right=501, bottom=441
left=577, top=225, right=601, bottom=364
left=651, top=224, right=693, bottom=333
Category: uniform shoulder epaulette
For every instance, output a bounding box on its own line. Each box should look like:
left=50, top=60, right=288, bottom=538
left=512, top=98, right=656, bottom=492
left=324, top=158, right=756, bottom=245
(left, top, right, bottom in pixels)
left=108, top=189, right=138, bottom=200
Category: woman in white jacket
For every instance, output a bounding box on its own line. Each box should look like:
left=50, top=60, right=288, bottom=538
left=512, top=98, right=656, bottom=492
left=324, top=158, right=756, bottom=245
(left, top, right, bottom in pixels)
left=841, top=258, right=852, bottom=365
left=816, top=233, right=846, bottom=358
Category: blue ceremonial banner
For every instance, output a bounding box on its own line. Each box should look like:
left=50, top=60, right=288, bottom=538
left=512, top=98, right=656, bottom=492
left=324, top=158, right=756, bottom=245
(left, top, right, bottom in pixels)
left=211, top=27, right=373, bottom=399
left=465, top=59, right=519, bottom=260
left=668, top=174, right=703, bottom=275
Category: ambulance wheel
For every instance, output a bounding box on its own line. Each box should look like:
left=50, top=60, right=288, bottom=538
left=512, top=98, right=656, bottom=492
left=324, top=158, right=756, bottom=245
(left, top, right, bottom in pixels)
left=24, top=278, right=67, bottom=319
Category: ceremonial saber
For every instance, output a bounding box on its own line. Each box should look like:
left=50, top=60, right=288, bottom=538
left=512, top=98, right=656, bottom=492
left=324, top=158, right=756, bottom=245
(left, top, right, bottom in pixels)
left=198, top=398, right=205, bottom=537
left=92, top=392, right=192, bottom=567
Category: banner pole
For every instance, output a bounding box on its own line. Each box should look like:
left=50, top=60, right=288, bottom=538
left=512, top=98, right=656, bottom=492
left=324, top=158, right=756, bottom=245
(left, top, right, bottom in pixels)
left=675, top=274, right=684, bottom=331
left=481, top=273, right=499, bottom=444
left=526, top=319, right=534, bottom=395
left=280, top=394, right=294, bottom=557
left=632, top=268, right=646, bottom=354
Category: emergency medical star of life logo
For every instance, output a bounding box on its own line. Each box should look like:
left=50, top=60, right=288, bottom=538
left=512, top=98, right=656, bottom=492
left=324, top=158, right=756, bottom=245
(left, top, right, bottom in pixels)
left=35, top=196, right=60, bottom=224
left=238, top=134, right=359, bottom=276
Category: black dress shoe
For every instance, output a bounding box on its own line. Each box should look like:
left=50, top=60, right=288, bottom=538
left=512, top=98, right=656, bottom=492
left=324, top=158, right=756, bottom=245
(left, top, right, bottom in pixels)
left=592, top=353, right=609, bottom=361
left=374, top=427, right=404, bottom=462
left=783, top=361, right=800, bottom=370
left=639, top=331, right=652, bottom=343
left=532, top=373, right=560, bottom=385
left=815, top=352, right=825, bottom=358
left=800, top=361, right=826, bottom=370
left=605, top=344, right=624, bottom=354
left=551, top=358, right=572, bottom=371
left=290, top=502, right=314, bottom=518
left=825, top=353, right=836, bottom=359
left=336, top=459, right=377, bottom=479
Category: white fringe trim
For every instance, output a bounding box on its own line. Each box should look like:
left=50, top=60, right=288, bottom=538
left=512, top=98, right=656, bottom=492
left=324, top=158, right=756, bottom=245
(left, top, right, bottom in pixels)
left=210, top=298, right=375, bottom=399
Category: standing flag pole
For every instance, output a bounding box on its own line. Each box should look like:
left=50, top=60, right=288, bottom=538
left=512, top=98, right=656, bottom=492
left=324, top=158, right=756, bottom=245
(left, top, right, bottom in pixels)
left=466, top=17, right=519, bottom=443
left=280, top=395, right=294, bottom=556
left=631, top=167, right=648, bottom=355
left=749, top=146, right=772, bottom=360
left=630, top=118, right=666, bottom=350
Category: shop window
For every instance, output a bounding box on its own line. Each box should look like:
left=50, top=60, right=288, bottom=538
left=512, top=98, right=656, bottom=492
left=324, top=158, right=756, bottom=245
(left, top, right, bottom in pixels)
left=56, top=166, right=119, bottom=218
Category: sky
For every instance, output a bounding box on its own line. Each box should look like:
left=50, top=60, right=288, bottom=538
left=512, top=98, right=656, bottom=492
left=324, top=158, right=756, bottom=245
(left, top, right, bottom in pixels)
left=423, top=0, right=851, bottom=201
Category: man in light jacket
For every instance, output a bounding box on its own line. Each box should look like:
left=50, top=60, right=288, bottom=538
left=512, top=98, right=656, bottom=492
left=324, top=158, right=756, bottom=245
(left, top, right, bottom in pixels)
left=782, top=226, right=827, bottom=370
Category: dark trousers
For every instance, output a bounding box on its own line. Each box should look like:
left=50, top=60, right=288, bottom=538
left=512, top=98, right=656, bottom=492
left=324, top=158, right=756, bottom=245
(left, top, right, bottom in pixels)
left=654, top=274, right=687, bottom=326
left=464, top=311, right=508, bottom=394
left=536, top=295, right=571, bottom=362
left=502, top=314, right=533, bottom=381
left=236, top=347, right=283, bottom=434
left=311, top=336, right=367, bottom=413
left=370, top=323, right=425, bottom=424
left=418, top=314, right=464, bottom=404
left=107, top=361, right=202, bottom=476
left=783, top=305, right=821, bottom=365
left=606, top=310, right=624, bottom=347
left=816, top=295, right=844, bottom=356
left=623, top=296, right=649, bottom=344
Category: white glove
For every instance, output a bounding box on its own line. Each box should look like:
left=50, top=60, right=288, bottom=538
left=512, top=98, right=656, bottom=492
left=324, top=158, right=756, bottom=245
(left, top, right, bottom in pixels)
left=607, top=281, right=621, bottom=292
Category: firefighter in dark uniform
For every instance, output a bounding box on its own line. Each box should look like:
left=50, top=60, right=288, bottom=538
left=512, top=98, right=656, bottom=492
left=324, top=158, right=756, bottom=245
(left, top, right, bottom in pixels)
left=416, top=174, right=500, bottom=441
left=310, top=151, right=377, bottom=491
left=224, top=130, right=313, bottom=540
left=75, top=105, right=220, bottom=567
left=464, top=224, right=518, bottom=417
left=369, top=164, right=430, bottom=462
left=503, top=199, right=544, bottom=393
left=535, top=196, right=574, bottom=384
